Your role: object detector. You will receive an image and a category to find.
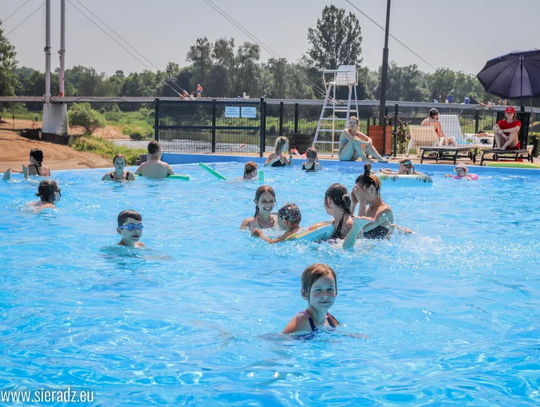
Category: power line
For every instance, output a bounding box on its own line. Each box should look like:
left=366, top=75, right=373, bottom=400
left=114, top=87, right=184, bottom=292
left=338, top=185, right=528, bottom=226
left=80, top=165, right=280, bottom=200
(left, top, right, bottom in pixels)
left=67, top=0, right=184, bottom=96
left=73, top=0, right=185, bottom=95
left=5, top=2, right=44, bottom=36
left=2, top=0, right=34, bottom=24
left=203, top=0, right=328, bottom=98
left=344, top=0, right=437, bottom=71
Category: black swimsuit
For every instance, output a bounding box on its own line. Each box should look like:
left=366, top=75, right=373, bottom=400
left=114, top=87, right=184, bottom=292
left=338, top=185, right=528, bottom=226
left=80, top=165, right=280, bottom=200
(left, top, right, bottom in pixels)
left=330, top=213, right=347, bottom=240
left=301, top=311, right=336, bottom=332
left=109, top=171, right=133, bottom=180
left=30, top=164, right=41, bottom=176
left=271, top=159, right=287, bottom=167
left=302, top=163, right=317, bottom=172
left=363, top=225, right=390, bottom=240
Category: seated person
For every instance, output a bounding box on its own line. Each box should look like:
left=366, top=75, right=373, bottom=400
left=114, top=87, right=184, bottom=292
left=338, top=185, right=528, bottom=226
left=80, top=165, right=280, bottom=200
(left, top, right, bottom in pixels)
left=135, top=141, right=174, bottom=179
left=421, top=109, right=456, bottom=146
left=102, top=154, right=136, bottom=181
left=264, top=136, right=292, bottom=167
left=243, top=161, right=258, bottom=180
left=302, top=147, right=323, bottom=172
left=117, top=210, right=145, bottom=248
left=31, top=180, right=61, bottom=211
left=23, top=149, right=51, bottom=178
left=338, top=116, right=388, bottom=163
left=252, top=203, right=301, bottom=243
left=445, top=162, right=478, bottom=180
left=493, top=106, right=521, bottom=150
left=380, top=159, right=424, bottom=176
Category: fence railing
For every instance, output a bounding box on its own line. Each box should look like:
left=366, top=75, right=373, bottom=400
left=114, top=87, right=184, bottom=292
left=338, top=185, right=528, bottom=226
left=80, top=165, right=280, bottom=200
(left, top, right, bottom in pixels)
left=153, top=98, right=540, bottom=157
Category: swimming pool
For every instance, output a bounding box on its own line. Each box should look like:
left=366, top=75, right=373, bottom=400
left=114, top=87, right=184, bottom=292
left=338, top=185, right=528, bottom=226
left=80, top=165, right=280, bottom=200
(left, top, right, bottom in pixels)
left=1, top=160, right=539, bottom=405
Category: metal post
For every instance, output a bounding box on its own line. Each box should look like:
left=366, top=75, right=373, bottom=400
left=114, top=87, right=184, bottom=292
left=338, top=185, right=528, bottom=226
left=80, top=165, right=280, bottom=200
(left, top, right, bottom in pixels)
left=294, top=103, right=299, bottom=133
left=211, top=100, right=216, bottom=153
left=378, top=0, right=391, bottom=127
left=474, top=109, right=479, bottom=134
left=154, top=99, right=160, bottom=141
left=383, top=106, right=389, bottom=155
left=58, top=0, right=65, bottom=97
left=279, top=101, right=284, bottom=137
left=259, top=98, right=265, bottom=157
left=393, top=104, right=398, bottom=157
left=44, top=0, right=51, bottom=103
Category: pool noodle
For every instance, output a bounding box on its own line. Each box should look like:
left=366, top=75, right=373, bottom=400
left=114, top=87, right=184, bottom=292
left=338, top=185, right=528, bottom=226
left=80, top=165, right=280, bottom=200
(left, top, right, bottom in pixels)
left=137, top=174, right=190, bottom=181
left=486, top=162, right=540, bottom=169
left=199, top=163, right=227, bottom=180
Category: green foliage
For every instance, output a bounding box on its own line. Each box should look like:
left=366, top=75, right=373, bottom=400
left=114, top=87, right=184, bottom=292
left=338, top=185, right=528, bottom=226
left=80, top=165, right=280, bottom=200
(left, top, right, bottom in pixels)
left=0, top=21, right=18, bottom=109
left=306, top=5, right=363, bottom=70
left=71, top=135, right=146, bottom=165
left=68, top=103, right=106, bottom=134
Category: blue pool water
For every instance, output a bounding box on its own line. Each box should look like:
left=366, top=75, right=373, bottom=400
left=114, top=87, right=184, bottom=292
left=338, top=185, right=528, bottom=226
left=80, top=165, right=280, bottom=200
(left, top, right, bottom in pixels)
left=1, top=162, right=539, bottom=406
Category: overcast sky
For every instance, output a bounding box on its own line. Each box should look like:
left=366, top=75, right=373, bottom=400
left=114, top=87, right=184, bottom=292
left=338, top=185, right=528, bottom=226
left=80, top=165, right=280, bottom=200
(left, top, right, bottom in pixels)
left=1, top=0, right=539, bottom=77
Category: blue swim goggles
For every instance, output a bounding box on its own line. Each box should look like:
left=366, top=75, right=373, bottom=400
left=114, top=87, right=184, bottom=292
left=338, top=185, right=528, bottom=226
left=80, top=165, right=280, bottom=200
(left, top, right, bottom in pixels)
left=118, top=223, right=144, bottom=231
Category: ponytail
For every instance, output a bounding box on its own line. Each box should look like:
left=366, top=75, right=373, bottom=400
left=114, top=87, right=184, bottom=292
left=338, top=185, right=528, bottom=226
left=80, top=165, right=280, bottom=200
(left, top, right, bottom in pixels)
left=325, top=183, right=352, bottom=216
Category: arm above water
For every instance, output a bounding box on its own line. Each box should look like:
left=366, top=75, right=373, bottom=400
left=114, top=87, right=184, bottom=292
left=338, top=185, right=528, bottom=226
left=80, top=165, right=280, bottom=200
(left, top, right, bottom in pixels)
left=342, top=216, right=374, bottom=249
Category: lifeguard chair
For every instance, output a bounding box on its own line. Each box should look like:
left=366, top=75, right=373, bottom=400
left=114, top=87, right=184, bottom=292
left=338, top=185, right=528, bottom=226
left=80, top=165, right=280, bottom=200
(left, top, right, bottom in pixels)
left=312, top=65, right=359, bottom=155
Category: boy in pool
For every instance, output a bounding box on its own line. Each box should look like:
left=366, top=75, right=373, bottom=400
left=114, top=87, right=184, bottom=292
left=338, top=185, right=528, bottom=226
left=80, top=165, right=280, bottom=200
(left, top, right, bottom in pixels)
left=117, top=210, right=145, bottom=248
left=135, top=141, right=174, bottom=179
left=252, top=203, right=301, bottom=243
left=445, top=162, right=478, bottom=180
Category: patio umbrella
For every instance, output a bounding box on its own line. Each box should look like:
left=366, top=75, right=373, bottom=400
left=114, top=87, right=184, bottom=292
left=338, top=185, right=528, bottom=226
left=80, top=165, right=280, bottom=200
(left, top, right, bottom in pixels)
left=477, top=49, right=540, bottom=102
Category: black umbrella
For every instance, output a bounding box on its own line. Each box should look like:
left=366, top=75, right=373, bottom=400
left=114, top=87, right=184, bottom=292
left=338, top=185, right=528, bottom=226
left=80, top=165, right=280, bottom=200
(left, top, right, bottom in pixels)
left=477, top=49, right=540, bottom=101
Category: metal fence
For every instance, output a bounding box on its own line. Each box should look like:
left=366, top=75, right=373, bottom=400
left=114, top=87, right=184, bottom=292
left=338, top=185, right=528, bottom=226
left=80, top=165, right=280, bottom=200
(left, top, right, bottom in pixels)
left=155, top=98, right=540, bottom=157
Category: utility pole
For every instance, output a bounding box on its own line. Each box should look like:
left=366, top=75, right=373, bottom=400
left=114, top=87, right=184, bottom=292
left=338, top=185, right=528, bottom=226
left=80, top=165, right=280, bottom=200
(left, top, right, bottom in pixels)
left=59, top=0, right=66, bottom=97
left=378, top=0, right=391, bottom=126
left=44, top=0, right=51, bottom=103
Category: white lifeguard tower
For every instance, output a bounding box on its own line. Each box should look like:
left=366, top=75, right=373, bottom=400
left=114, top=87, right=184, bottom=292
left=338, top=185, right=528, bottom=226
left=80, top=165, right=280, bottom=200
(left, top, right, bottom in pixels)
left=312, top=65, right=359, bottom=155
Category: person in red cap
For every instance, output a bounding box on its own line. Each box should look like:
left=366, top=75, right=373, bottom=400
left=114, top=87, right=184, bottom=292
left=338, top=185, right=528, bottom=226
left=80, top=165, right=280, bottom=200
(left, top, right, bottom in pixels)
left=493, top=106, right=521, bottom=150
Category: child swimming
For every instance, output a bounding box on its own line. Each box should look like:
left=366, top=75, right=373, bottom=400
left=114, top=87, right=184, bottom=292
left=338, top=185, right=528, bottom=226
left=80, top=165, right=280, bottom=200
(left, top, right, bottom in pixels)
left=135, top=141, right=174, bottom=179
left=380, top=159, right=423, bottom=176
left=251, top=203, right=301, bottom=243
left=445, top=163, right=478, bottom=180
left=240, top=185, right=278, bottom=229
left=282, top=263, right=340, bottom=335
left=117, top=210, right=145, bottom=248
left=24, top=149, right=51, bottom=178
left=102, top=154, right=136, bottom=181
left=243, top=161, right=258, bottom=180
left=302, top=147, right=323, bottom=172
left=31, top=180, right=61, bottom=211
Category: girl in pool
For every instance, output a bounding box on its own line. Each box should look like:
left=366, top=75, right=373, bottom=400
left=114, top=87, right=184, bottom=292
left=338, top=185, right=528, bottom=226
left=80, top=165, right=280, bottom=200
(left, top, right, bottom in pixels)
left=243, top=161, right=258, bottom=180
left=102, top=154, right=136, bottom=181
left=352, top=164, right=394, bottom=240
left=4, top=149, right=51, bottom=180
left=283, top=263, right=340, bottom=335
left=380, top=159, right=423, bottom=176
left=445, top=162, right=478, bottom=180
left=264, top=136, right=292, bottom=167
left=240, top=185, right=278, bottom=229
left=323, top=183, right=374, bottom=248
left=31, top=180, right=61, bottom=211
left=252, top=203, right=301, bottom=243
left=302, top=147, right=323, bottom=172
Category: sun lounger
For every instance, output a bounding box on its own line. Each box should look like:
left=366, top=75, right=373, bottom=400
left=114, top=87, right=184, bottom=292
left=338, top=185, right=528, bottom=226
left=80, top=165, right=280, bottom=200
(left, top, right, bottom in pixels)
left=420, top=146, right=477, bottom=164
left=406, top=125, right=441, bottom=156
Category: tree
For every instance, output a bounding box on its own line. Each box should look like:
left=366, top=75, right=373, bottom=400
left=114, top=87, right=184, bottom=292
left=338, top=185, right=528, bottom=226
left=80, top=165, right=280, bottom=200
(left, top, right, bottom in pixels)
left=68, top=103, right=105, bottom=134
left=306, top=5, right=363, bottom=70
left=186, top=37, right=212, bottom=91
left=0, top=21, right=18, bottom=107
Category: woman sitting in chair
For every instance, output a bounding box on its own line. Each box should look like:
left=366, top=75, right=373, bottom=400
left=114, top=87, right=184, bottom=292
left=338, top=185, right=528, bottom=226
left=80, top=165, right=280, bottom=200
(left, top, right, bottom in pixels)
left=338, top=117, right=387, bottom=163
left=421, top=108, right=456, bottom=146
left=493, top=106, right=521, bottom=150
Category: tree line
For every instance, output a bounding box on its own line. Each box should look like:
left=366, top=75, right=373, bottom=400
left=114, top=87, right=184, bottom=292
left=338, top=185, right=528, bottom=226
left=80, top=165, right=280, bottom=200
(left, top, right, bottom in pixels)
left=0, top=5, right=527, bottom=110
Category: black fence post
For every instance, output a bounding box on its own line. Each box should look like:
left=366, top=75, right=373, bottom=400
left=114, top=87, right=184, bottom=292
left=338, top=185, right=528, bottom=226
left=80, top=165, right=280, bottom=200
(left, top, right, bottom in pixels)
left=383, top=106, right=389, bottom=155
left=279, top=101, right=284, bottom=137
left=294, top=103, right=299, bottom=133
left=211, top=100, right=217, bottom=153
left=474, top=109, right=479, bottom=134
left=393, top=104, right=398, bottom=157
left=259, top=98, right=265, bottom=158
left=154, top=98, right=160, bottom=141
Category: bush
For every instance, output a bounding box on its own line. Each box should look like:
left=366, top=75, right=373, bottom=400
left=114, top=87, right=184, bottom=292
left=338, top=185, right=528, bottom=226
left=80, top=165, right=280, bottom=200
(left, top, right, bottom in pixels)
left=69, top=103, right=106, bottom=134
left=130, top=131, right=144, bottom=141
left=72, top=135, right=146, bottom=165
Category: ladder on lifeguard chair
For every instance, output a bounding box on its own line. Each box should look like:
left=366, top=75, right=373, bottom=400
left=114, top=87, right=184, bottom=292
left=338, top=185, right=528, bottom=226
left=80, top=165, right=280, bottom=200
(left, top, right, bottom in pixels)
left=312, top=65, right=359, bottom=156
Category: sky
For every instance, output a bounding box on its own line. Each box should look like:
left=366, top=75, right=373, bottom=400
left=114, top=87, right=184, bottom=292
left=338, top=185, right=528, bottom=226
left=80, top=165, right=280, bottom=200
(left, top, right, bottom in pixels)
left=1, top=0, right=539, bottom=78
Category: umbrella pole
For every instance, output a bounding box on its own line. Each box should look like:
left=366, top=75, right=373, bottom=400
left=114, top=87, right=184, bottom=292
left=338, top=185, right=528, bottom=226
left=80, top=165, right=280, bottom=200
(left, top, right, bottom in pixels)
left=521, top=57, right=525, bottom=112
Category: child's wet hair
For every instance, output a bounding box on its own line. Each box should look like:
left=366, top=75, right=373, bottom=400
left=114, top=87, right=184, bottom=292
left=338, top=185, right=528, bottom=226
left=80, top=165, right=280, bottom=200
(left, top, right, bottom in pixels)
left=301, top=263, right=338, bottom=303
left=244, top=161, right=258, bottom=175
left=355, top=163, right=382, bottom=196
left=113, top=154, right=126, bottom=165
left=30, top=149, right=44, bottom=164
left=306, top=147, right=318, bottom=159
left=147, top=140, right=161, bottom=155
left=117, top=210, right=142, bottom=226
left=36, top=180, right=60, bottom=202
left=253, top=185, right=276, bottom=217
left=277, top=203, right=301, bottom=225
left=325, top=183, right=352, bottom=215
left=274, top=136, right=289, bottom=153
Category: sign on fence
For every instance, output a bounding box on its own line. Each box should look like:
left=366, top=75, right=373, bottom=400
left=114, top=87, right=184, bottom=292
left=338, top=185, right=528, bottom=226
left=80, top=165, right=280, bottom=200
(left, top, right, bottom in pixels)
left=241, top=107, right=257, bottom=118
left=225, top=106, right=240, bottom=118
